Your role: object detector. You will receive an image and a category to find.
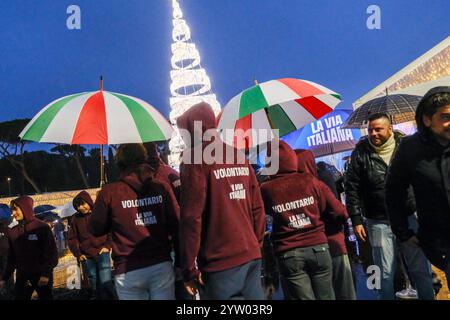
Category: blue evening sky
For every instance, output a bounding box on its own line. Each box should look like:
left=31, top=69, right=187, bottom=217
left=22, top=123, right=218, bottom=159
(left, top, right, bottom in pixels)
left=0, top=0, right=449, bottom=124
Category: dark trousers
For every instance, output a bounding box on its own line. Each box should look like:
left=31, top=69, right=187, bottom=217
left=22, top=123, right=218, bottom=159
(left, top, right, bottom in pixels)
left=202, top=259, right=265, bottom=300
left=278, top=244, right=335, bottom=300
left=81, top=252, right=113, bottom=299
left=14, top=274, right=53, bottom=300
left=332, top=254, right=356, bottom=300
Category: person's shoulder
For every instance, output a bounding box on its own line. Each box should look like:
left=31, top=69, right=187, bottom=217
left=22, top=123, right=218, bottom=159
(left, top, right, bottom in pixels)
left=71, top=212, right=83, bottom=221
left=396, top=133, right=423, bottom=154
left=149, top=177, right=171, bottom=193
left=31, top=219, right=52, bottom=233
left=161, top=164, right=179, bottom=176
left=100, top=181, right=126, bottom=193
left=353, top=136, right=370, bottom=155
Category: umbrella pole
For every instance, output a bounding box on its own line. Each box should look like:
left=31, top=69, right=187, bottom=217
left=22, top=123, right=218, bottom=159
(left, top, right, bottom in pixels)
left=100, top=144, right=105, bottom=187
left=99, top=75, right=105, bottom=188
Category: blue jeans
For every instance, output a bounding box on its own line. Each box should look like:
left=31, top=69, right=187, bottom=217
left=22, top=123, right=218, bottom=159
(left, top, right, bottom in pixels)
left=202, top=259, right=264, bottom=300
left=366, top=219, right=397, bottom=300
left=114, top=261, right=175, bottom=300
left=399, top=215, right=435, bottom=300
left=82, top=252, right=112, bottom=299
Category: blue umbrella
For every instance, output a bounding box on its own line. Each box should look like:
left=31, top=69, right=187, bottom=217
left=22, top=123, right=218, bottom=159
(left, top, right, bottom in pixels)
left=0, top=204, right=11, bottom=222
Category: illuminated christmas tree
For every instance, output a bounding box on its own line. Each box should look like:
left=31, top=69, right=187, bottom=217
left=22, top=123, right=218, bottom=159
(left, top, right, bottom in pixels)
left=168, top=0, right=221, bottom=167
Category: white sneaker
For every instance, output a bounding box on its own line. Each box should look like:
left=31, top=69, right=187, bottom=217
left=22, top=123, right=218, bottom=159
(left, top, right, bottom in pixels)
left=395, top=287, right=418, bottom=300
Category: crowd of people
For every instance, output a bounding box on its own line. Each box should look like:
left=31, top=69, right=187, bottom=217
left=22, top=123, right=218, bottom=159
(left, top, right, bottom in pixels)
left=0, top=87, right=449, bottom=300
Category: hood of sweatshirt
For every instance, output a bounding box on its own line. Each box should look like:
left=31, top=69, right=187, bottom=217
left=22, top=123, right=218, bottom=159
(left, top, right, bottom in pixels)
left=176, top=102, right=217, bottom=148
left=295, top=149, right=318, bottom=177
left=73, top=190, right=94, bottom=210
left=275, top=141, right=298, bottom=174
left=11, top=196, right=35, bottom=223
left=120, top=163, right=154, bottom=193
left=144, top=142, right=162, bottom=170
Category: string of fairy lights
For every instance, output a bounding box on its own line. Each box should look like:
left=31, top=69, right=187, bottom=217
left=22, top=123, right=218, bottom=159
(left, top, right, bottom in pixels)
left=168, top=0, right=221, bottom=168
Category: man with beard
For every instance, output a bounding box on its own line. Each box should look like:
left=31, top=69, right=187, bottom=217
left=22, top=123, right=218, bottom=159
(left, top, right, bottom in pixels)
left=345, top=113, right=433, bottom=300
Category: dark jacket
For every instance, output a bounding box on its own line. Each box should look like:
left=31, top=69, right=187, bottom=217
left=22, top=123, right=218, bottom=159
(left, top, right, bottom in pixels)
left=345, top=131, right=415, bottom=225
left=386, top=86, right=450, bottom=270
left=0, top=222, right=9, bottom=258
left=296, top=149, right=349, bottom=257
left=177, top=102, right=265, bottom=282
left=260, top=142, right=347, bottom=254
left=68, top=191, right=111, bottom=259
left=0, top=204, right=11, bottom=257
left=1, top=196, right=58, bottom=281
left=89, top=164, right=180, bottom=275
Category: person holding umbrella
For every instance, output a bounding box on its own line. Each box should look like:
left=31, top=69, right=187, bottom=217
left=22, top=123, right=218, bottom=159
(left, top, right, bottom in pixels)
left=88, top=144, right=180, bottom=300
left=0, top=196, right=58, bottom=300
left=68, top=191, right=112, bottom=300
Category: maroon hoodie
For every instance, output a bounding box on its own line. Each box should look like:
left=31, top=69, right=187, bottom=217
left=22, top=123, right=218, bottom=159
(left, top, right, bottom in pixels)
left=260, top=141, right=347, bottom=254
left=146, top=143, right=181, bottom=202
left=88, top=163, right=180, bottom=275
left=296, top=149, right=349, bottom=257
left=177, top=102, right=266, bottom=282
left=1, top=196, right=58, bottom=281
left=68, top=191, right=112, bottom=259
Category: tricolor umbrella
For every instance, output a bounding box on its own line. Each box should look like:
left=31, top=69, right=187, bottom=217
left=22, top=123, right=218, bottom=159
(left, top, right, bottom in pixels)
left=217, top=78, right=342, bottom=149
left=19, top=79, right=174, bottom=186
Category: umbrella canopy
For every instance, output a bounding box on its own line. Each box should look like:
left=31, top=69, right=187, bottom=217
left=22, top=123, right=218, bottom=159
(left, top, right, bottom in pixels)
left=58, top=202, right=77, bottom=218
left=19, top=90, right=174, bottom=144
left=34, top=204, right=57, bottom=215
left=0, top=204, right=11, bottom=221
left=35, top=211, right=60, bottom=223
left=217, top=78, right=342, bottom=149
left=341, top=94, right=422, bottom=129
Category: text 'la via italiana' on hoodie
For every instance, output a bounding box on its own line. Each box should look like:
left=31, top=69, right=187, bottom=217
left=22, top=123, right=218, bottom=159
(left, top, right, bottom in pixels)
left=260, top=141, right=348, bottom=254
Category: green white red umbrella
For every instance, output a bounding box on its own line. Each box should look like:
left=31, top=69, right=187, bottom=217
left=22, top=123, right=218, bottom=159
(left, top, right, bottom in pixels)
left=19, top=90, right=173, bottom=144
left=217, top=78, right=342, bottom=149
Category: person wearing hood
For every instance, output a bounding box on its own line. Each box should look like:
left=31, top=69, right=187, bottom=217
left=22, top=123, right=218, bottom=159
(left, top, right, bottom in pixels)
left=295, top=149, right=356, bottom=300
left=260, top=141, right=347, bottom=300
left=144, top=142, right=181, bottom=201
left=386, top=87, right=450, bottom=291
left=177, top=102, right=266, bottom=300
left=68, top=191, right=112, bottom=300
left=0, top=196, right=58, bottom=300
left=0, top=204, right=13, bottom=299
left=143, top=142, right=187, bottom=299
left=88, top=143, right=180, bottom=300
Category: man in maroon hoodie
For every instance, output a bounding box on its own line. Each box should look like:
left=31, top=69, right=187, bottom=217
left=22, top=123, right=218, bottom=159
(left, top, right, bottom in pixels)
left=0, top=196, right=58, bottom=300
left=177, top=102, right=266, bottom=300
left=260, top=141, right=347, bottom=300
left=295, top=149, right=356, bottom=300
left=69, top=191, right=112, bottom=300
left=88, top=144, right=180, bottom=300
